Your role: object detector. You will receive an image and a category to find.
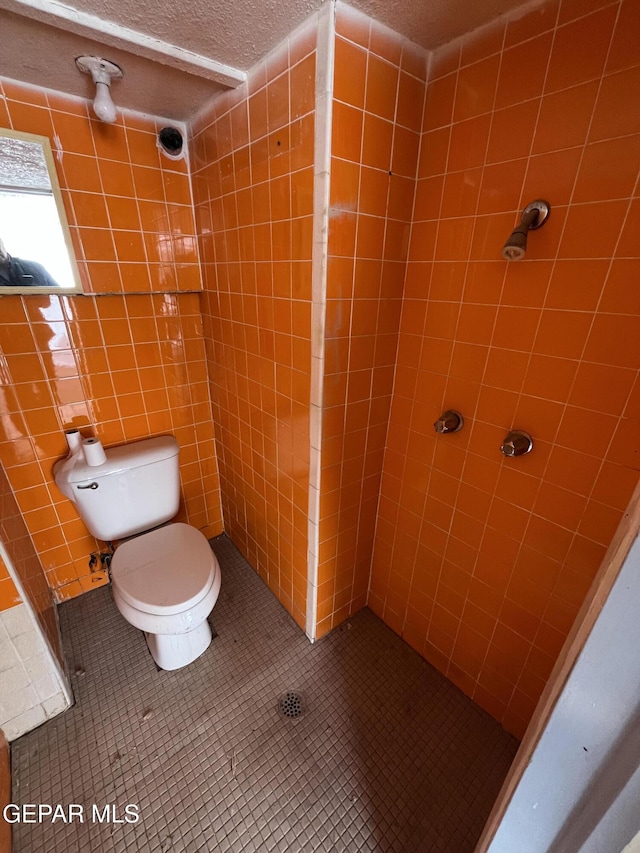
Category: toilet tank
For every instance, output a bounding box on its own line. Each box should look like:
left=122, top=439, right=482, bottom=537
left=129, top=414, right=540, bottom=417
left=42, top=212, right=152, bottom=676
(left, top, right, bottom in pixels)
left=53, top=436, right=180, bottom=541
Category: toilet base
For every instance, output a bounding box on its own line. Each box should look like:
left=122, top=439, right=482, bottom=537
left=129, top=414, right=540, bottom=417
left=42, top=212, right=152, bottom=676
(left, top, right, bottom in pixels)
left=145, top=620, right=212, bottom=670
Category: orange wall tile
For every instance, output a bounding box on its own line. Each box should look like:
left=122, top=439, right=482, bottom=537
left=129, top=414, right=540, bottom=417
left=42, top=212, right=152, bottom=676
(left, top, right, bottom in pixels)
left=0, top=550, right=22, bottom=613
left=1, top=80, right=223, bottom=602
left=190, top=20, right=318, bottom=630
left=0, top=292, right=224, bottom=600
left=317, top=6, right=428, bottom=638
left=3, top=1, right=634, bottom=741
left=1, top=77, right=199, bottom=294
left=370, top=0, right=640, bottom=737
left=0, top=462, right=63, bottom=664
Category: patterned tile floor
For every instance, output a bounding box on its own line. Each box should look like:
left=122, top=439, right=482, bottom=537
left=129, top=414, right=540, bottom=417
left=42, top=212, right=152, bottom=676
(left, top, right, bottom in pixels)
left=11, top=535, right=518, bottom=852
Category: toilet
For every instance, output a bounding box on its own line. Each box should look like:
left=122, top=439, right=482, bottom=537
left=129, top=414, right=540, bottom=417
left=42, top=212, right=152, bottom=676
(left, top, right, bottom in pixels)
left=53, top=435, right=221, bottom=670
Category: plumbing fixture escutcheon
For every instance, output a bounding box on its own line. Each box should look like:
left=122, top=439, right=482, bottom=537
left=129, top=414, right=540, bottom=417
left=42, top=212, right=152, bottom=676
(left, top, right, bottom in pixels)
left=500, top=430, right=533, bottom=457
left=501, top=199, right=551, bottom=260
left=434, top=410, right=464, bottom=434
left=522, top=199, right=550, bottom=230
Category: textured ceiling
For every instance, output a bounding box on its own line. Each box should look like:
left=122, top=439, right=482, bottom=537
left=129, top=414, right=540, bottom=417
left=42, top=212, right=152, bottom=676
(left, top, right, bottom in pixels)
left=0, top=0, right=533, bottom=123
left=0, top=9, right=227, bottom=123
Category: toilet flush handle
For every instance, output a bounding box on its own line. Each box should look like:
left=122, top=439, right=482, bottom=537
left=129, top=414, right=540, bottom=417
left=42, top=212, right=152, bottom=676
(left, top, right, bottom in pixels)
left=77, top=482, right=99, bottom=490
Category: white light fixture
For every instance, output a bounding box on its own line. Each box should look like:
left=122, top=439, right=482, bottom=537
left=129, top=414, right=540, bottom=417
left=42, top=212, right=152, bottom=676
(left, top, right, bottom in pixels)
left=75, top=56, right=123, bottom=123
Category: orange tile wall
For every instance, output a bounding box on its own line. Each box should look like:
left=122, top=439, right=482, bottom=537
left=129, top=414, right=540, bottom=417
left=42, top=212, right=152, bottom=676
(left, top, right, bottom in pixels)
left=316, top=6, right=428, bottom=637
left=0, top=463, right=62, bottom=665
left=369, top=0, right=640, bottom=737
left=3, top=2, right=633, bottom=740
left=0, top=552, right=21, bottom=613
left=0, top=291, right=223, bottom=601
left=0, top=81, right=223, bottom=602
left=0, top=78, right=199, bottom=294
left=190, top=20, right=318, bottom=629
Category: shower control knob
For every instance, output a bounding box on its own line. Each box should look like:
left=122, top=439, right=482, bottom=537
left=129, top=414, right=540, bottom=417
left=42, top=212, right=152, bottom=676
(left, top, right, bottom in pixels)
left=434, top=410, right=464, bottom=434
left=501, top=430, right=533, bottom=457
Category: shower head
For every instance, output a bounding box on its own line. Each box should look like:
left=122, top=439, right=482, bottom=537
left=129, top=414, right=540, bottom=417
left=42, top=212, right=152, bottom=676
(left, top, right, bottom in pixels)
left=501, top=199, right=550, bottom=261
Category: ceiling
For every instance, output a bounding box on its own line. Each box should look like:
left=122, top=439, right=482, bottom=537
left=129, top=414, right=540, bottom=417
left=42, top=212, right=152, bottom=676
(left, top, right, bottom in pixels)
left=0, top=0, right=533, bottom=124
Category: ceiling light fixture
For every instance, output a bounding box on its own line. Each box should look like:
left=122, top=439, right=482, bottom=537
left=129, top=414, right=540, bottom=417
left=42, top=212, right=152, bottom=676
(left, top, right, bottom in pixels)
left=75, top=56, right=123, bottom=124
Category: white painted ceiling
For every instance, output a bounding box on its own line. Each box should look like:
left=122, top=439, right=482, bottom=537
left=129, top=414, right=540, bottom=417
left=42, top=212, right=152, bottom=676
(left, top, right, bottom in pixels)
left=0, top=0, right=532, bottom=123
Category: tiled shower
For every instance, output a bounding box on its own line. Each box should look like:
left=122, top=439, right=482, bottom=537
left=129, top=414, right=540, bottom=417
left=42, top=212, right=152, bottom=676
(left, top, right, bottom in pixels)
left=0, top=0, right=638, bottom=760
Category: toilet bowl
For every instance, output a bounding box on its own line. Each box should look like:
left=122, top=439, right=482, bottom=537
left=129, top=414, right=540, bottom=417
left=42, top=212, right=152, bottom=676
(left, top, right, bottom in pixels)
left=53, top=434, right=222, bottom=671
left=110, top=522, right=222, bottom=670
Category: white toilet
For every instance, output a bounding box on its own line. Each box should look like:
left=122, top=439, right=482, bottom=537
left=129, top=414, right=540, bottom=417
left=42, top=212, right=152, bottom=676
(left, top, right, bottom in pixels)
left=54, top=435, right=221, bottom=670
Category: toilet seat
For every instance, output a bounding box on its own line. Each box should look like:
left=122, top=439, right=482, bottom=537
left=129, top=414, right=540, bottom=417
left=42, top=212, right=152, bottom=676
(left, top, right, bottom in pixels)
left=110, top=523, right=216, bottom=617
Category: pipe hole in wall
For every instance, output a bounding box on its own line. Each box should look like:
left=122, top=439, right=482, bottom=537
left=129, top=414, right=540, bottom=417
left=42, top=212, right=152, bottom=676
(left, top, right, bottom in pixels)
left=158, top=127, right=184, bottom=159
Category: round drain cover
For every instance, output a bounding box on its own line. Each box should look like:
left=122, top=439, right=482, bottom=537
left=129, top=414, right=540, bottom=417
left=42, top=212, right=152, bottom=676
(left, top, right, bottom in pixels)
left=278, top=690, right=305, bottom=719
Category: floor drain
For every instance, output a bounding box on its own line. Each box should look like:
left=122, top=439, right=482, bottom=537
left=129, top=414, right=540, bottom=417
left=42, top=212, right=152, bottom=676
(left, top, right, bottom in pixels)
left=278, top=690, right=305, bottom=719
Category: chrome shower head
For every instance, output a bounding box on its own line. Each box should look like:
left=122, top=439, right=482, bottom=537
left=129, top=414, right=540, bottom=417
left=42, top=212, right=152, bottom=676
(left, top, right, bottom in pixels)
left=501, top=199, right=550, bottom=261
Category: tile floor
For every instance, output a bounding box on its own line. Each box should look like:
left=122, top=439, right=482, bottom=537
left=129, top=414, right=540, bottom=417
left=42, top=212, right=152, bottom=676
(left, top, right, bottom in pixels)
left=11, top=535, right=518, bottom=852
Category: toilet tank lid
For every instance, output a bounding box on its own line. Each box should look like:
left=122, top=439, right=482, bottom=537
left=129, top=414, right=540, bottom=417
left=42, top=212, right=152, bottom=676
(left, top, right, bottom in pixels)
left=64, top=435, right=179, bottom=484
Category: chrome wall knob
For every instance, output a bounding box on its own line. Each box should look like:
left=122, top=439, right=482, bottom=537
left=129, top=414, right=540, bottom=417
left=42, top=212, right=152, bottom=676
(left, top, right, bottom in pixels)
left=434, top=410, right=464, bottom=434
left=501, top=430, right=533, bottom=457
